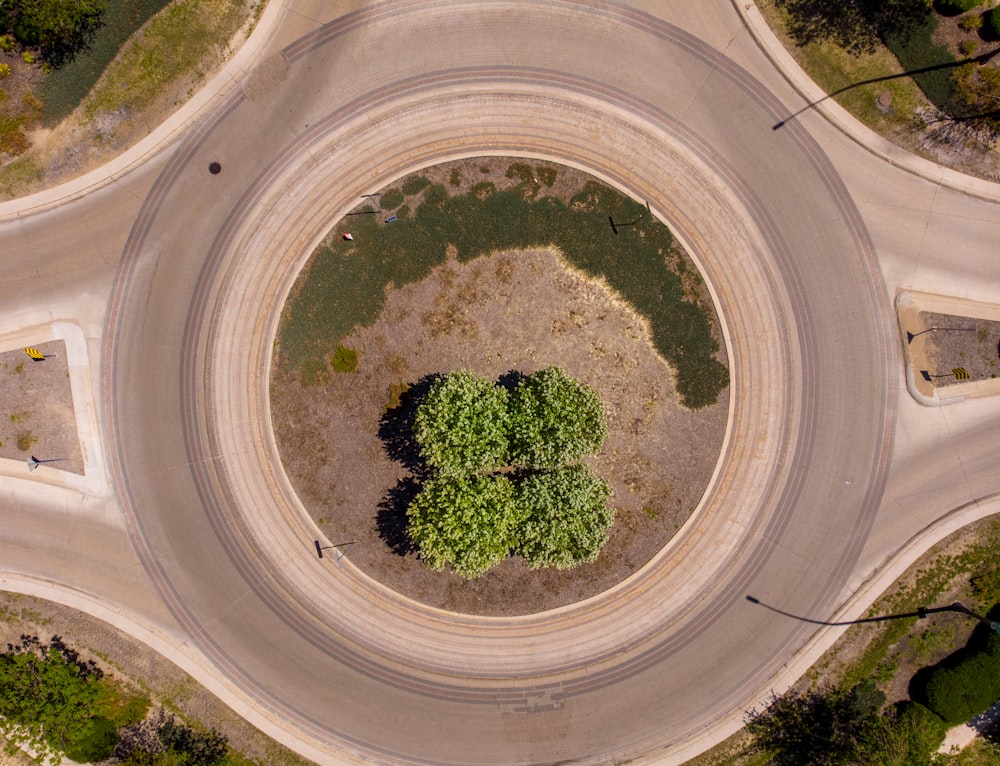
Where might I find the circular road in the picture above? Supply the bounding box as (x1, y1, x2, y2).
(103, 2, 896, 763)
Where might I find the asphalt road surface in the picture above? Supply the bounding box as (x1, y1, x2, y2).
(1, 2, 1000, 765)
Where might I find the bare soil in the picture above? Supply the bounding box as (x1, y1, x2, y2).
(270, 158, 729, 617)
(916, 311, 1000, 386)
(0, 341, 84, 474)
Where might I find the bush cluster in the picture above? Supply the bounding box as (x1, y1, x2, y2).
(0, 0, 106, 68)
(747, 680, 947, 765)
(923, 631, 1000, 724)
(0, 634, 228, 765)
(407, 367, 613, 578)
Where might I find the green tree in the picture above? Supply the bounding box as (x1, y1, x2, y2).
(747, 680, 889, 765)
(0, 635, 117, 763)
(515, 464, 614, 569)
(923, 632, 1000, 724)
(413, 370, 510, 475)
(0, 0, 106, 67)
(407, 474, 521, 578)
(508, 366, 607, 469)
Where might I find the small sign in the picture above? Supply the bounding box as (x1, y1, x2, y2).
(952, 367, 969, 381)
(24, 347, 45, 361)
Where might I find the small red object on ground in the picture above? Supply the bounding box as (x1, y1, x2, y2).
(343, 233, 354, 241)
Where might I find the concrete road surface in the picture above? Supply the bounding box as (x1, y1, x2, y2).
(1, 2, 999, 764)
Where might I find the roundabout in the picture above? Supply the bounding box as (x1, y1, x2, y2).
(5, 1, 910, 764)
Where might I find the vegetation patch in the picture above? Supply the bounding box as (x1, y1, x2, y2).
(278, 169, 728, 410)
(330, 344, 358, 373)
(40, 0, 174, 124)
(403, 367, 613, 578)
(80, 0, 246, 122)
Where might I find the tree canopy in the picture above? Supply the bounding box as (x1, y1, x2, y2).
(746, 680, 946, 766)
(405, 367, 614, 578)
(515, 465, 613, 569)
(413, 370, 510, 475)
(0, 635, 117, 764)
(0, 0, 106, 67)
(406, 473, 521, 578)
(509, 365, 608, 469)
(775, 0, 932, 54)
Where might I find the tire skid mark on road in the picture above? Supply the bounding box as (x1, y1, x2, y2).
(102, 2, 895, 763)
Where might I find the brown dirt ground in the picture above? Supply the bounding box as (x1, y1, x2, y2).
(270, 159, 730, 617)
(915, 311, 1000, 386)
(0, 341, 84, 474)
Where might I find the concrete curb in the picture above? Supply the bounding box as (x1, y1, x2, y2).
(732, 1, 1000, 204)
(0, 0, 289, 222)
(0, 321, 108, 498)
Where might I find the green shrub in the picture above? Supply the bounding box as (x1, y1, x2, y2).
(893, 702, 947, 762)
(959, 13, 983, 31)
(924, 633, 1000, 724)
(380, 188, 404, 209)
(537, 165, 557, 186)
(508, 366, 607, 469)
(984, 7, 1000, 40)
(407, 474, 520, 578)
(331, 344, 358, 373)
(64, 715, 118, 763)
(449, 168, 461, 186)
(515, 465, 613, 569)
(934, 0, 983, 15)
(414, 370, 510, 475)
(395, 204, 410, 219)
(0, 63, 8, 77)
(400, 174, 430, 195)
(959, 38, 979, 54)
(971, 568, 1000, 611)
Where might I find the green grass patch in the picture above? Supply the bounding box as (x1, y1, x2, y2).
(381, 188, 404, 208)
(757, 0, 932, 135)
(331, 344, 358, 373)
(837, 517, 1000, 692)
(278, 178, 728, 409)
(80, 0, 247, 122)
(0, 156, 44, 197)
(400, 174, 430, 195)
(882, 13, 959, 114)
(41, 0, 174, 124)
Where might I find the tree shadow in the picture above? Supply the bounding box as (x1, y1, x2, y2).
(497, 368, 526, 394)
(908, 605, 1000, 707)
(375, 374, 441, 556)
(377, 373, 440, 473)
(376, 476, 422, 556)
